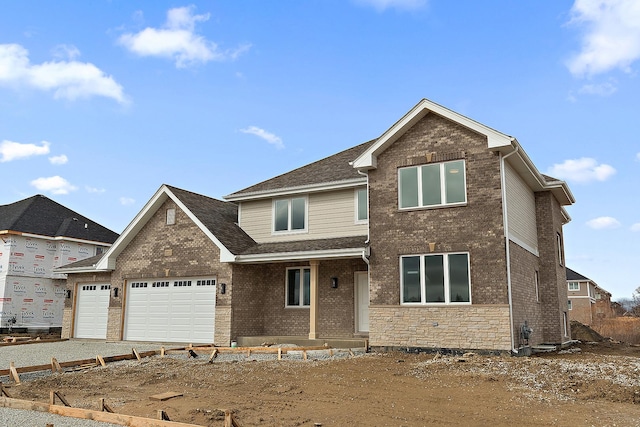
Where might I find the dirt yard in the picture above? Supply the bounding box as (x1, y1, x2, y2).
(5, 340, 640, 427)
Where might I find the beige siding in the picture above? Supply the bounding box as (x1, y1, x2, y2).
(505, 161, 538, 253)
(239, 188, 368, 243)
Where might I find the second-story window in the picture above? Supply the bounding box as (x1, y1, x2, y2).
(398, 160, 466, 209)
(356, 188, 368, 222)
(274, 197, 307, 232)
(568, 282, 580, 291)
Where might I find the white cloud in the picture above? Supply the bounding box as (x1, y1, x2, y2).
(631, 223, 640, 232)
(118, 6, 250, 68)
(578, 80, 618, 96)
(636, 152, 640, 161)
(0, 44, 127, 103)
(30, 176, 77, 195)
(119, 197, 135, 206)
(85, 186, 105, 194)
(566, 0, 640, 76)
(586, 216, 621, 230)
(354, 0, 427, 11)
(546, 157, 616, 183)
(49, 154, 68, 165)
(51, 44, 81, 60)
(240, 126, 284, 149)
(0, 140, 50, 162)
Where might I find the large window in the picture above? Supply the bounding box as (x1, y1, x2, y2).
(286, 267, 310, 307)
(568, 282, 580, 291)
(356, 188, 368, 222)
(399, 160, 466, 209)
(401, 253, 471, 304)
(274, 197, 307, 233)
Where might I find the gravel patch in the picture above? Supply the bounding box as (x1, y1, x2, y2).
(0, 407, 120, 427)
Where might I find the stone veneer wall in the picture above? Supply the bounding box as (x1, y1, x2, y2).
(369, 305, 512, 351)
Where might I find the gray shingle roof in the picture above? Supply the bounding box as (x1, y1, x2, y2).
(166, 186, 257, 255)
(226, 140, 375, 198)
(240, 235, 368, 255)
(0, 195, 118, 244)
(566, 267, 590, 281)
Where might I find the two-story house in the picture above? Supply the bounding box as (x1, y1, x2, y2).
(0, 195, 118, 333)
(566, 267, 614, 325)
(58, 99, 575, 353)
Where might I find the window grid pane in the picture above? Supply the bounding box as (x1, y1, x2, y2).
(424, 255, 445, 303)
(402, 256, 422, 303)
(291, 197, 306, 230)
(445, 161, 466, 204)
(302, 268, 311, 306)
(357, 189, 368, 221)
(275, 200, 289, 231)
(421, 164, 442, 206)
(448, 253, 470, 302)
(287, 269, 300, 306)
(399, 168, 419, 208)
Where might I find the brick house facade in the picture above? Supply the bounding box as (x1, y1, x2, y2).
(59, 98, 574, 354)
(566, 267, 615, 325)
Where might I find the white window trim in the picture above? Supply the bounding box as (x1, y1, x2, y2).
(398, 160, 467, 210)
(568, 282, 580, 291)
(272, 196, 309, 235)
(285, 267, 311, 308)
(568, 300, 572, 310)
(354, 187, 368, 224)
(557, 232, 564, 266)
(400, 252, 472, 305)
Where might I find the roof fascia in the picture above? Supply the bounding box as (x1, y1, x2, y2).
(234, 247, 365, 263)
(55, 266, 110, 274)
(352, 98, 514, 170)
(0, 230, 114, 246)
(225, 178, 367, 202)
(96, 185, 236, 270)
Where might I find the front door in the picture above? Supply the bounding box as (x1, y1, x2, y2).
(355, 272, 369, 333)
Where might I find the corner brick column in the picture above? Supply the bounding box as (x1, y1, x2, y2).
(308, 260, 319, 339)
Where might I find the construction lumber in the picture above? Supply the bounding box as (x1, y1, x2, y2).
(224, 410, 241, 427)
(149, 391, 183, 402)
(51, 357, 63, 373)
(50, 390, 71, 407)
(157, 409, 170, 420)
(207, 348, 218, 363)
(9, 362, 20, 385)
(0, 384, 12, 398)
(0, 396, 204, 427)
(100, 398, 114, 413)
(0, 338, 68, 347)
(97, 355, 106, 367)
(133, 348, 141, 361)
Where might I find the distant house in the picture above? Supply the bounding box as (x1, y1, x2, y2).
(58, 98, 575, 353)
(0, 195, 118, 332)
(566, 267, 615, 325)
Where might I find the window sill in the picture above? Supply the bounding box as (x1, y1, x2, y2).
(398, 202, 467, 212)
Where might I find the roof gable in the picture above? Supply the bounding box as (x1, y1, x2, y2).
(95, 185, 256, 270)
(0, 194, 118, 244)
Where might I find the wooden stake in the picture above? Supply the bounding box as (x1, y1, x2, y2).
(50, 390, 71, 407)
(157, 409, 171, 421)
(161, 346, 166, 357)
(9, 362, 20, 385)
(277, 347, 282, 360)
(303, 350, 307, 361)
(100, 398, 114, 413)
(224, 410, 241, 427)
(132, 348, 141, 361)
(0, 384, 12, 398)
(208, 348, 218, 363)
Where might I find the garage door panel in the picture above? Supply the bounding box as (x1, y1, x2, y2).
(75, 284, 110, 339)
(124, 277, 216, 343)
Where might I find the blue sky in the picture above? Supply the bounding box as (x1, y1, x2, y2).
(1, 1, 638, 300)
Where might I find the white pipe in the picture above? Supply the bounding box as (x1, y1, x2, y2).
(500, 143, 519, 353)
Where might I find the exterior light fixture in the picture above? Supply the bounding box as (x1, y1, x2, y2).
(331, 277, 338, 288)
(220, 283, 226, 294)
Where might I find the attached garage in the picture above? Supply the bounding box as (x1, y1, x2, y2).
(74, 284, 111, 339)
(123, 277, 216, 344)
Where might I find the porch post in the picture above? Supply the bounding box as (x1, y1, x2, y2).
(308, 260, 319, 339)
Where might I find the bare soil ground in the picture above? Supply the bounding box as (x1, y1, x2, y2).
(5, 340, 640, 427)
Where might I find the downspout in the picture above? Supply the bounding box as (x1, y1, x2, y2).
(500, 143, 519, 354)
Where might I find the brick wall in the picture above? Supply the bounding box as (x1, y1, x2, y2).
(367, 113, 510, 350)
(535, 191, 570, 343)
(109, 199, 233, 343)
(568, 298, 592, 324)
(231, 259, 367, 340)
(369, 305, 512, 351)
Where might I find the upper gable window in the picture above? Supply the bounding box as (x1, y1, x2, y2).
(356, 188, 368, 222)
(166, 208, 176, 225)
(399, 160, 466, 209)
(568, 282, 579, 291)
(273, 197, 307, 233)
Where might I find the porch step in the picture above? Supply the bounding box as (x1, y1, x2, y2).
(531, 344, 558, 353)
(236, 336, 368, 350)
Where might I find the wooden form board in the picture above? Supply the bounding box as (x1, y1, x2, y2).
(149, 391, 183, 401)
(0, 396, 204, 427)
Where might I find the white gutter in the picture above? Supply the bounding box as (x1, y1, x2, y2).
(500, 143, 519, 354)
(357, 169, 371, 266)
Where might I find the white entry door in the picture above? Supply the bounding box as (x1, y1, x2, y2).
(75, 284, 110, 339)
(355, 272, 369, 333)
(123, 277, 216, 344)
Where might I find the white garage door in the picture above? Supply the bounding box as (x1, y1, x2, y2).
(75, 284, 111, 339)
(123, 277, 216, 344)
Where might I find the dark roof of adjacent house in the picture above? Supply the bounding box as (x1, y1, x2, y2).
(566, 267, 591, 282)
(0, 195, 118, 244)
(226, 140, 375, 198)
(167, 186, 257, 255)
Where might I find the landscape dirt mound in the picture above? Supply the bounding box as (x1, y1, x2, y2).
(570, 320, 605, 342)
(4, 340, 640, 426)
